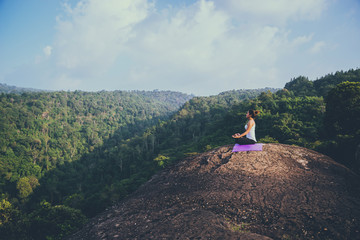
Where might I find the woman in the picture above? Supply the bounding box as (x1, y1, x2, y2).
(232, 110, 260, 145)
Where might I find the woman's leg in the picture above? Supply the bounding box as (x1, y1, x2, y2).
(235, 137, 256, 145)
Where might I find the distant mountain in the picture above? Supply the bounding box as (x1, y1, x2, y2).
(0, 83, 46, 94)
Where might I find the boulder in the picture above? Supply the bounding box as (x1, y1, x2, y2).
(68, 144, 360, 239)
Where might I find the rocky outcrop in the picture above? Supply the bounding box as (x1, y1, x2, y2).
(68, 144, 360, 239)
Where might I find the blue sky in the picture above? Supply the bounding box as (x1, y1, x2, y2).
(0, 0, 359, 96)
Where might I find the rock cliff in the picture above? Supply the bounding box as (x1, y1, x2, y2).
(68, 144, 360, 239)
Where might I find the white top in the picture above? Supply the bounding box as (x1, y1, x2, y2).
(245, 121, 257, 142)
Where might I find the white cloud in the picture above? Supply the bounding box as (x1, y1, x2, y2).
(43, 46, 52, 56)
(123, 0, 293, 92)
(214, 0, 327, 25)
(310, 41, 326, 54)
(35, 0, 330, 94)
(291, 34, 313, 46)
(130, 1, 230, 71)
(54, 0, 151, 72)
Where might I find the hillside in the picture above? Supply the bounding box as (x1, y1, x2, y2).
(0, 90, 192, 188)
(0, 88, 271, 239)
(69, 144, 360, 239)
(284, 68, 360, 97)
(0, 69, 359, 239)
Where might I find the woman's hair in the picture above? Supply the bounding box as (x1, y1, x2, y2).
(248, 110, 260, 118)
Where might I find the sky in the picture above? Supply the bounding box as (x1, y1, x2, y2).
(0, 0, 359, 96)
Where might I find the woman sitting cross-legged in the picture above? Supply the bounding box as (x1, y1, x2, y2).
(232, 110, 260, 145)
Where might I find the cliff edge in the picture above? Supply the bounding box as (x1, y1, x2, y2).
(68, 143, 360, 239)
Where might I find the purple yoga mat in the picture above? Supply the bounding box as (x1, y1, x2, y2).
(232, 143, 263, 152)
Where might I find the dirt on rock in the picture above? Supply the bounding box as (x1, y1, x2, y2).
(68, 143, 360, 239)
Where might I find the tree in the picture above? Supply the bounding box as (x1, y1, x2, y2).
(0, 199, 13, 225)
(16, 177, 33, 199)
(325, 81, 360, 136)
(154, 154, 170, 167)
(285, 76, 317, 96)
(28, 201, 87, 240)
(324, 81, 360, 170)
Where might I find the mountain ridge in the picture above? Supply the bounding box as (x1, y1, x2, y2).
(0, 83, 46, 93)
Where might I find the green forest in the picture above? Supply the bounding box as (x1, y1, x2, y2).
(0, 69, 359, 239)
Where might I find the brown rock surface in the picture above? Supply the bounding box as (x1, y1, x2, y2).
(68, 144, 360, 239)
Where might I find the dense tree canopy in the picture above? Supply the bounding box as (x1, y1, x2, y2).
(325, 81, 360, 136)
(285, 69, 360, 97)
(284, 76, 317, 96)
(322, 81, 360, 169)
(0, 68, 359, 239)
(0, 90, 192, 239)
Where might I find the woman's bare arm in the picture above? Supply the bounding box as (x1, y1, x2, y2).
(232, 120, 254, 138)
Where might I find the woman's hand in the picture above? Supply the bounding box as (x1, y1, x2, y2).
(232, 133, 241, 138)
